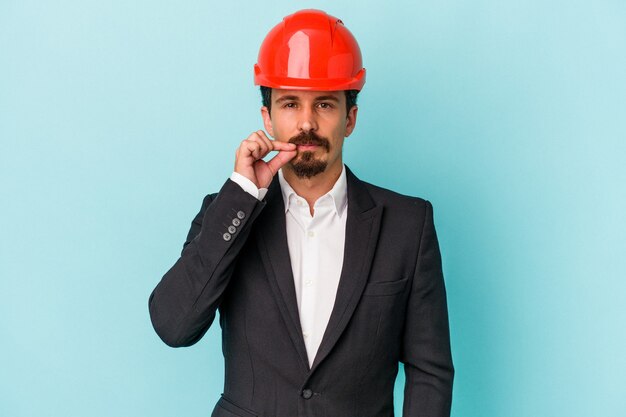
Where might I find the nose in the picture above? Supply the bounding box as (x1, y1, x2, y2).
(297, 106, 318, 132)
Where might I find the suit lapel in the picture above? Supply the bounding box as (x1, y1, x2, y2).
(255, 167, 383, 375)
(310, 166, 383, 373)
(255, 176, 310, 373)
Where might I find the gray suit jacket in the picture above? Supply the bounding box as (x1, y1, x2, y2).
(149, 166, 454, 417)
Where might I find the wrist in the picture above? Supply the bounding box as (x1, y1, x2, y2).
(231, 172, 265, 200)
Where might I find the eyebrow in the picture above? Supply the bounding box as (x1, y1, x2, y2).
(274, 95, 340, 104)
(315, 95, 340, 102)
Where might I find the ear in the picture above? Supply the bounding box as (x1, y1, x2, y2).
(344, 105, 358, 137)
(260, 106, 274, 137)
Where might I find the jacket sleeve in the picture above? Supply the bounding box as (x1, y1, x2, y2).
(401, 200, 455, 416)
(148, 179, 265, 347)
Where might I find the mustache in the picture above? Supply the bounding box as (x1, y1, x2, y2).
(288, 131, 330, 151)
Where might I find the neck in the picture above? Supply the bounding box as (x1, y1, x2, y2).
(282, 161, 343, 211)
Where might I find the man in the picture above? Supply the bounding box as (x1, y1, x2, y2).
(149, 9, 454, 417)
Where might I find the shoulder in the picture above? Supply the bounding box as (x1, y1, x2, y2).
(346, 165, 428, 206)
(358, 177, 432, 215)
(362, 180, 427, 205)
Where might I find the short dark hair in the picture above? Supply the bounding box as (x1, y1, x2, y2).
(260, 86, 358, 116)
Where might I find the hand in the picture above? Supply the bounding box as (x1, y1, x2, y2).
(234, 130, 297, 189)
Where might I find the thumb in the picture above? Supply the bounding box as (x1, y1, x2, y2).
(266, 149, 297, 175)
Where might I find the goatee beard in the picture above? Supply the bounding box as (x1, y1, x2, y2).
(289, 151, 327, 179)
(287, 130, 331, 179)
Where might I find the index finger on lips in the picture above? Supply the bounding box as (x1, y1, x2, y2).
(270, 141, 297, 151)
(256, 130, 290, 152)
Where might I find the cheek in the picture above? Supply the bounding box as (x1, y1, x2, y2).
(272, 127, 290, 141)
(270, 116, 296, 139)
(331, 125, 347, 143)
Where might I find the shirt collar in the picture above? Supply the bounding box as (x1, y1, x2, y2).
(278, 164, 348, 218)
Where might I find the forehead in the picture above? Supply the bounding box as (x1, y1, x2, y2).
(272, 89, 344, 102)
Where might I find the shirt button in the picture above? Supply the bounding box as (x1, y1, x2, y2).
(301, 389, 313, 399)
(307, 231, 315, 238)
(232, 218, 241, 227)
(236, 210, 245, 219)
(222, 233, 231, 241)
(228, 225, 236, 234)
(303, 332, 309, 339)
(304, 279, 312, 287)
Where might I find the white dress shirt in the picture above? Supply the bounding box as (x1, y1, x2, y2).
(230, 167, 348, 366)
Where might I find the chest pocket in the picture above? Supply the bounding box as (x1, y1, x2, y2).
(363, 277, 409, 296)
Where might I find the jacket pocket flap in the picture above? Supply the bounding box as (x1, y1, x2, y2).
(363, 277, 409, 296)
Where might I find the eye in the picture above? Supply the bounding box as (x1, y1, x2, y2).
(317, 102, 333, 109)
(283, 102, 297, 108)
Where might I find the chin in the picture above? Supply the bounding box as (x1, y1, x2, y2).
(289, 152, 327, 179)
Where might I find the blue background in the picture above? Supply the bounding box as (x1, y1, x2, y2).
(1, 1, 625, 416)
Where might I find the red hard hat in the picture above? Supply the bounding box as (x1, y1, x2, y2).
(254, 9, 366, 91)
